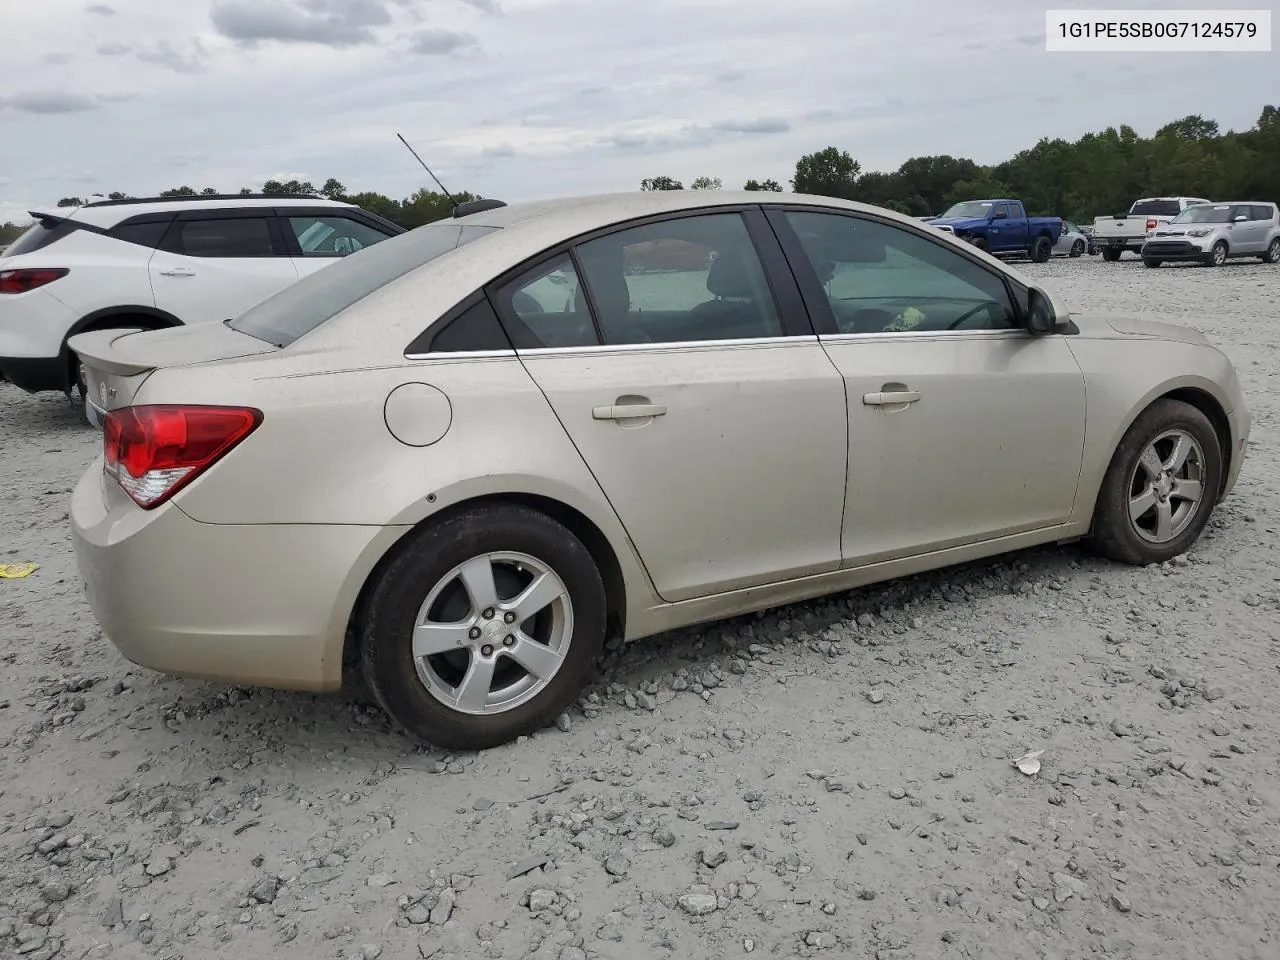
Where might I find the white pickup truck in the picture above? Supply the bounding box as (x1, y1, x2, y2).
(1092, 197, 1211, 261)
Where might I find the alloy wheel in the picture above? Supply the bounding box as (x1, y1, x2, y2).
(1127, 429, 1206, 544)
(411, 551, 573, 715)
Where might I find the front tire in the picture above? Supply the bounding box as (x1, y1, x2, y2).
(1090, 399, 1222, 566)
(1070, 240, 1084, 258)
(361, 504, 607, 749)
(1206, 241, 1228, 267)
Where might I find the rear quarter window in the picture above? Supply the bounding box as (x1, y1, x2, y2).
(230, 221, 499, 347)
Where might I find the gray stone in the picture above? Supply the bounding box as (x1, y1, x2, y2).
(604, 853, 630, 877)
(529, 889, 557, 913)
(654, 827, 676, 848)
(866, 689, 884, 704)
(805, 931, 838, 949)
(39, 881, 71, 903)
(678, 892, 718, 916)
(555, 713, 572, 732)
(430, 889, 455, 924)
(359, 946, 383, 960)
(250, 877, 280, 903)
(636, 692, 657, 711)
(700, 844, 727, 869)
(366, 874, 395, 889)
(406, 905, 431, 925)
(1111, 893, 1132, 913)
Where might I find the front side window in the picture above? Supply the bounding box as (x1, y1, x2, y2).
(176, 218, 274, 258)
(288, 216, 392, 256)
(573, 212, 783, 345)
(783, 210, 1019, 334)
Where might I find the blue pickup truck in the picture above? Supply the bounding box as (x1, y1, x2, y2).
(927, 199, 1063, 263)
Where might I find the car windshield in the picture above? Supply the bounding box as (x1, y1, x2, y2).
(1130, 200, 1182, 217)
(1171, 205, 1233, 224)
(229, 221, 499, 347)
(940, 202, 995, 219)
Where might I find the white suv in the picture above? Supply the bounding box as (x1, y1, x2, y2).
(0, 194, 404, 396)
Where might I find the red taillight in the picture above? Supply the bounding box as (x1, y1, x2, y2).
(1145, 218, 1158, 232)
(103, 405, 262, 509)
(0, 268, 69, 294)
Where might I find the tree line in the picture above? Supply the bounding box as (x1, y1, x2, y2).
(3, 105, 1276, 246)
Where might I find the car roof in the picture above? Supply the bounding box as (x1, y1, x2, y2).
(28, 195, 358, 229)
(456, 189, 892, 236)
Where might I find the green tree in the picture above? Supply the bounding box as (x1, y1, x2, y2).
(690, 176, 722, 190)
(320, 178, 348, 201)
(159, 186, 197, 197)
(640, 176, 683, 191)
(57, 197, 84, 207)
(107, 191, 130, 200)
(743, 178, 783, 191)
(0, 222, 28, 244)
(791, 147, 861, 199)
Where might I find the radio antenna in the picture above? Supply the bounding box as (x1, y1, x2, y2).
(395, 132, 457, 206)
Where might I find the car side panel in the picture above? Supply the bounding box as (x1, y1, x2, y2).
(1065, 336, 1244, 528)
(140, 351, 664, 628)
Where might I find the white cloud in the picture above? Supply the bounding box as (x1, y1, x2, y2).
(0, 0, 1274, 223)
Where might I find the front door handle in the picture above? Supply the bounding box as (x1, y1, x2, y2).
(592, 403, 667, 420)
(158, 267, 196, 278)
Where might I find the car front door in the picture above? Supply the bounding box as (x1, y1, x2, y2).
(1002, 201, 1030, 251)
(149, 211, 298, 325)
(282, 212, 400, 279)
(767, 207, 1087, 566)
(490, 208, 848, 603)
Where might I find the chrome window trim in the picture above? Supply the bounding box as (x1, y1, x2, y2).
(403, 328, 1040, 361)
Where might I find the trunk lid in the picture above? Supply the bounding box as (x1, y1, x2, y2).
(69, 322, 277, 424)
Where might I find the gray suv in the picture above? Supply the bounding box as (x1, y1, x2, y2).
(1142, 202, 1280, 267)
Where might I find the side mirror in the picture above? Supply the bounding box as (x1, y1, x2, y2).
(1233, 215, 1247, 222)
(1026, 286, 1059, 335)
(992, 210, 1007, 220)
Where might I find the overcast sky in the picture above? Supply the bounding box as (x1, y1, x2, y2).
(1, 0, 1273, 224)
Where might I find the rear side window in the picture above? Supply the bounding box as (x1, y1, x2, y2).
(230, 222, 499, 347)
(1252, 205, 1276, 221)
(173, 218, 274, 258)
(4, 219, 78, 257)
(1131, 200, 1181, 217)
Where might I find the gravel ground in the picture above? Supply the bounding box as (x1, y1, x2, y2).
(1, 255, 1277, 960)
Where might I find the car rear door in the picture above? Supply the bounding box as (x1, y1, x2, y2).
(488, 207, 848, 603)
(766, 206, 1087, 566)
(149, 209, 299, 325)
(1234, 205, 1266, 252)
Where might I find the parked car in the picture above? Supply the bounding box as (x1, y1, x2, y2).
(1142, 202, 1280, 268)
(927, 199, 1063, 262)
(1092, 197, 1211, 261)
(1054, 220, 1090, 257)
(0, 194, 404, 400)
(69, 190, 1250, 749)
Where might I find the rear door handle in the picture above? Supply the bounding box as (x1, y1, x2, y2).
(592, 403, 667, 420)
(863, 390, 921, 406)
(158, 267, 196, 277)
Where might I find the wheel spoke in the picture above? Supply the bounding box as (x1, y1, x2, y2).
(1129, 488, 1157, 523)
(412, 621, 473, 659)
(1172, 479, 1203, 503)
(1164, 434, 1192, 473)
(457, 556, 499, 612)
(454, 654, 497, 712)
(1139, 447, 1164, 481)
(508, 571, 565, 624)
(506, 634, 564, 681)
(1154, 499, 1174, 541)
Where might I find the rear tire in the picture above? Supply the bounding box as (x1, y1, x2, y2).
(360, 503, 607, 750)
(1143, 258, 1162, 268)
(1262, 238, 1280, 264)
(1101, 247, 1122, 262)
(1029, 235, 1052, 263)
(968, 237, 987, 252)
(1089, 399, 1222, 566)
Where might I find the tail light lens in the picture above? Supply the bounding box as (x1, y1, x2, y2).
(0, 268, 69, 294)
(103, 405, 262, 509)
(1145, 218, 1158, 232)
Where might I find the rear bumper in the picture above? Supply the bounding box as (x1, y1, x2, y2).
(0, 354, 66, 393)
(1094, 236, 1146, 251)
(70, 463, 406, 692)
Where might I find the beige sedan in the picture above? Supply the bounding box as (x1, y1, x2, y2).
(69, 191, 1250, 749)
